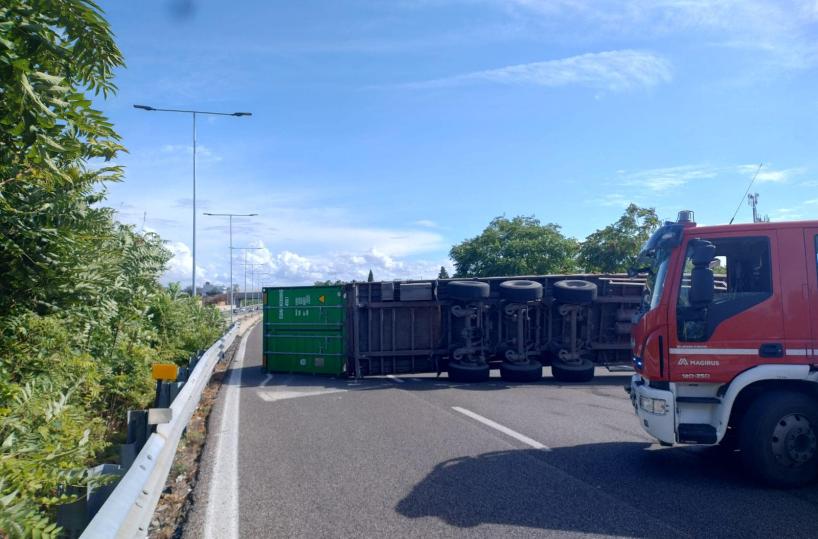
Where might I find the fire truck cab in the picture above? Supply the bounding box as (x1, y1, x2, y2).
(629, 211, 818, 487)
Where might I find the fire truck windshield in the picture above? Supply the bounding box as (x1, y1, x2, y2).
(633, 223, 683, 312)
(644, 249, 671, 310)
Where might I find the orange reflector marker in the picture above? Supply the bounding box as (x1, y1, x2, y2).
(152, 363, 178, 381)
(318, 295, 326, 304)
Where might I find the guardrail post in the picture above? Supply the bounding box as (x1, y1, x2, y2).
(56, 485, 87, 538)
(120, 410, 150, 468)
(87, 464, 125, 520)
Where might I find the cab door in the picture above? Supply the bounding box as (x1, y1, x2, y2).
(667, 231, 784, 383)
(805, 228, 818, 361)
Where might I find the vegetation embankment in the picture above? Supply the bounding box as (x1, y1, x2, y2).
(0, 2, 224, 536)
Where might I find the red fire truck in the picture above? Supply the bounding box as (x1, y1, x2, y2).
(629, 210, 818, 487)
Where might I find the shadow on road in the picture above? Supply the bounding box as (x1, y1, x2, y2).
(395, 443, 818, 537)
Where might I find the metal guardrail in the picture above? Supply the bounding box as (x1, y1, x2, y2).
(80, 315, 257, 538)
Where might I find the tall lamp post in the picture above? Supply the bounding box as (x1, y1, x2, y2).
(203, 212, 257, 322)
(242, 263, 264, 308)
(133, 104, 252, 298)
(232, 247, 261, 309)
(255, 272, 273, 307)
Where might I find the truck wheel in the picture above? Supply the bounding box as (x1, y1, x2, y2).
(446, 281, 490, 301)
(448, 361, 490, 383)
(499, 280, 543, 303)
(551, 358, 595, 383)
(500, 360, 543, 382)
(739, 391, 818, 488)
(553, 280, 597, 304)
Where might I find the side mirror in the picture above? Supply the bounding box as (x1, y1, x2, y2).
(691, 242, 716, 266)
(689, 267, 714, 305)
(689, 239, 715, 306)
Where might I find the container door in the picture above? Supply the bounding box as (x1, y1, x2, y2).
(805, 228, 818, 361)
(263, 286, 346, 375)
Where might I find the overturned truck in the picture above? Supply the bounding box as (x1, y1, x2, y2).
(262, 275, 645, 382)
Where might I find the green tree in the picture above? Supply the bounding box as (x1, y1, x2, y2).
(367, 269, 374, 282)
(0, 2, 224, 532)
(0, 0, 125, 318)
(578, 204, 661, 273)
(450, 216, 579, 277)
(437, 266, 450, 279)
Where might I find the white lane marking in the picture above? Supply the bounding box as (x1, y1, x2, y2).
(452, 406, 550, 451)
(670, 347, 757, 355)
(204, 324, 254, 539)
(256, 388, 347, 402)
(262, 373, 274, 386)
(386, 375, 405, 383)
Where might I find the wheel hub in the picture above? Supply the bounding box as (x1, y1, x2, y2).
(771, 414, 817, 467)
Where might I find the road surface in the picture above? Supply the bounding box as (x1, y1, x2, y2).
(185, 323, 818, 538)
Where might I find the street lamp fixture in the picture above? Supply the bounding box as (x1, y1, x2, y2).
(133, 104, 252, 299)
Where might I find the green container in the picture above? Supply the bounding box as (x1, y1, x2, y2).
(262, 286, 346, 375)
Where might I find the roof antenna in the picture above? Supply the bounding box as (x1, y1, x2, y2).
(729, 163, 763, 225)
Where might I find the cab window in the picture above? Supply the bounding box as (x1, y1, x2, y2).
(677, 236, 772, 341)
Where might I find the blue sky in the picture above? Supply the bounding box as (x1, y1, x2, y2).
(97, 0, 818, 287)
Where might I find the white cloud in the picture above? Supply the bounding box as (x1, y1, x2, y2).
(736, 164, 805, 183)
(409, 50, 672, 92)
(620, 165, 719, 192)
(769, 207, 803, 221)
(414, 219, 439, 228)
(233, 244, 450, 286)
(160, 144, 221, 162)
(502, 0, 818, 71)
(588, 193, 639, 207)
(162, 241, 211, 285)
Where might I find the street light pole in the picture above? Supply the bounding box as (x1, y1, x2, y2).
(203, 212, 257, 322)
(255, 272, 273, 307)
(231, 247, 261, 309)
(133, 104, 251, 298)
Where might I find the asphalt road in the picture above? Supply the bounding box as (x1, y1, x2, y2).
(186, 323, 818, 538)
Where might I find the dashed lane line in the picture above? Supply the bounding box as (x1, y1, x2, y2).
(452, 406, 550, 451)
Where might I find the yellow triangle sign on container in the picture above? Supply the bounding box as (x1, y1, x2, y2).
(318, 295, 325, 304)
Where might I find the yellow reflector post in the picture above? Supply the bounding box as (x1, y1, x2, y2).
(152, 363, 178, 381)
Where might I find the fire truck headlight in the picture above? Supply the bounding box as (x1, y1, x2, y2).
(639, 395, 668, 415)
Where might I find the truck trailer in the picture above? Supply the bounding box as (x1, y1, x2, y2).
(263, 274, 645, 383)
(629, 210, 818, 487)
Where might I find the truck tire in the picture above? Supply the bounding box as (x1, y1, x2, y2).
(448, 361, 490, 383)
(499, 280, 543, 303)
(446, 281, 490, 301)
(739, 391, 818, 488)
(500, 360, 543, 382)
(553, 280, 597, 304)
(551, 358, 595, 383)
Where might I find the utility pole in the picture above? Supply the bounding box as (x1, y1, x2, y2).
(747, 193, 769, 223)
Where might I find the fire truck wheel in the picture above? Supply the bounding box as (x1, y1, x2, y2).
(550, 358, 595, 383)
(499, 280, 544, 303)
(448, 361, 490, 383)
(500, 360, 543, 382)
(739, 391, 818, 488)
(553, 280, 597, 304)
(446, 281, 490, 301)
